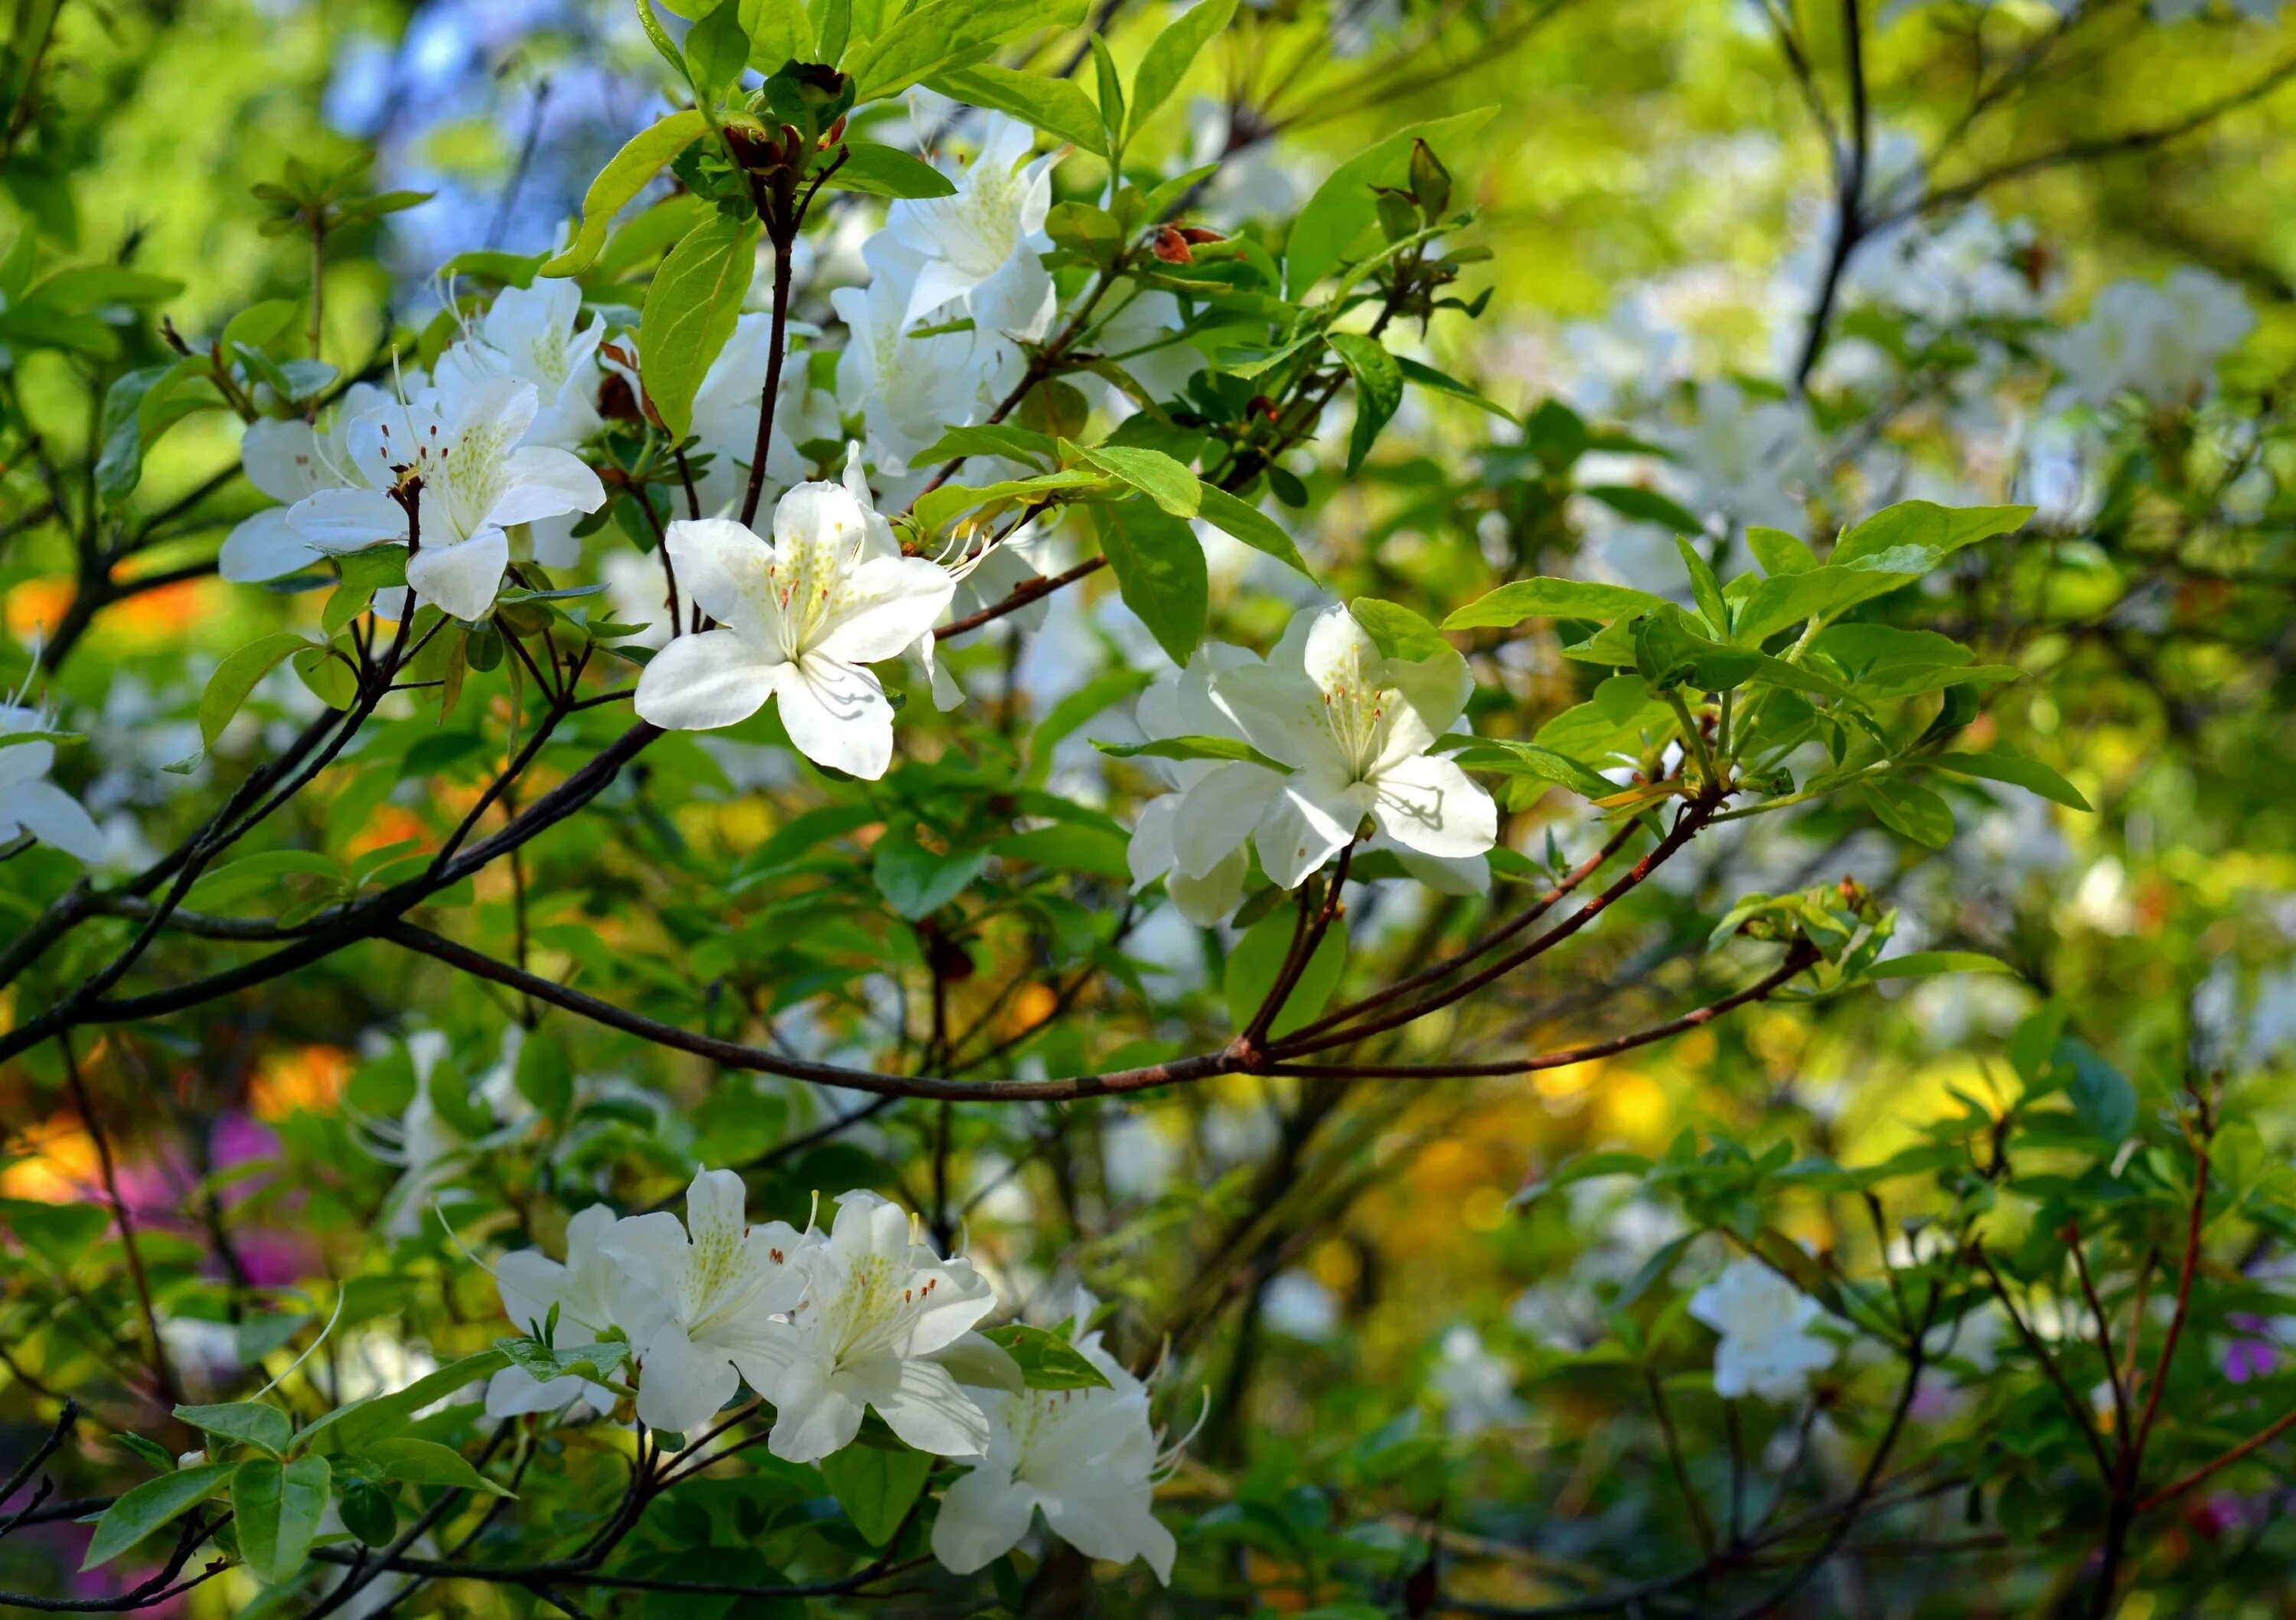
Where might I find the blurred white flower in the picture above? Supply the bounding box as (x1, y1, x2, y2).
(1689, 1258, 1837, 1401)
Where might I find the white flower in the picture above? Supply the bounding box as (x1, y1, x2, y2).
(880, 113, 1053, 327)
(2043, 268, 2253, 409)
(745, 1190, 998, 1463)
(931, 1328, 1175, 1583)
(1202, 605, 1497, 889)
(1124, 647, 1263, 925)
(830, 240, 987, 468)
(631, 477, 955, 781)
(285, 376, 605, 623)
(486, 1204, 624, 1420)
(1430, 1325, 1525, 1437)
(1662, 380, 1821, 536)
(1688, 1258, 1838, 1402)
(217, 383, 393, 583)
(433, 280, 605, 451)
(599, 1169, 812, 1438)
(687, 313, 843, 517)
(0, 703, 103, 862)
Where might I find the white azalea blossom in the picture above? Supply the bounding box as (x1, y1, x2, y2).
(631, 474, 955, 781)
(0, 702, 104, 862)
(687, 312, 843, 517)
(217, 383, 393, 584)
(433, 279, 605, 451)
(285, 375, 605, 623)
(486, 1204, 625, 1420)
(881, 113, 1054, 328)
(745, 1190, 998, 1463)
(830, 240, 986, 468)
(1688, 1257, 1838, 1402)
(2043, 268, 2254, 409)
(931, 1325, 1176, 1582)
(1195, 605, 1498, 889)
(1124, 647, 1264, 924)
(600, 1169, 812, 1438)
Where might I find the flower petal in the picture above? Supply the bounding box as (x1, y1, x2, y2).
(1128, 794, 1179, 888)
(1254, 770, 1370, 889)
(664, 518, 769, 628)
(810, 555, 957, 667)
(240, 418, 328, 504)
(1167, 844, 1247, 926)
(634, 1325, 740, 1437)
(931, 1468, 1036, 1576)
(764, 1354, 866, 1463)
(286, 488, 407, 552)
(771, 657, 895, 779)
(490, 446, 606, 528)
(494, 1248, 568, 1341)
(406, 529, 511, 622)
(634, 629, 780, 732)
(220, 510, 325, 583)
(5, 781, 106, 862)
(863, 1353, 992, 1459)
(1170, 761, 1280, 881)
(1369, 753, 1498, 861)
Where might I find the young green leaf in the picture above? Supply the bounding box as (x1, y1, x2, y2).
(983, 1322, 1117, 1390)
(1095, 498, 1207, 665)
(1284, 107, 1494, 298)
(1327, 332, 1401, 474)
(1126, 0, 1235, 142)
(233, 1455, 331, 1585)
(201, 634, 320, 748)
(81, 1464, 235, 1569)
(820, 1442, 933, 1546)
(931, 65, 1107, 155)
(364, 1437, 514, 1496)
(538, 110, 710, 277)
(1073, 442, 1200, 517)
(827, 143, 960, 198)
(1224, 909, 1349, 1038)
(1195, 483, 1313, 577)
(172, 1402, 292, 1457)
(639, 212, 761, 441)
(1443, 578, 1669, 631)
(1919, 749, 2091, 812)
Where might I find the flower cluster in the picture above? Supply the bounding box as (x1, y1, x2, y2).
(1123, 603, 1499, 923)
(484, 1169, 1175, 1583)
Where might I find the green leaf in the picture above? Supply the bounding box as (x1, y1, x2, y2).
(364, 1437, 513, 1497)
(1674, 536, 1728, 632)
(1731, 564, 1908, 647)
(1349, 597, 1450, 663)
(1828, 500, 2033, 574)
(640, 212, 761, 441)
(931, 65, 1107, 155)
(1860, 779, 1954, 848)
(1394, 356, 1515, 423)
(1193, 483, 1313, 577)
(1284, 107, 1494, 298)
(1126, 0, 1235, 142)
(1225, 908, 1349, 1038)
(743, 0, 814, 67)
(1921, 750, 2091, 813)
(1443, 578, 1669, 631)
(1044, 198, 1123, 265)
(299, 1350, 510, 1455)
(684, 0, 753, 96)
(820, 1443, 932, 1546)
(1073, 442, 1199, 517)
(1862, 951, 2017, 982)
(540, 110, 711, 277)
(873, 825, 987, 919)
(294, 645, 360, 710)
(1096, 498, 1206, 665)
(201, 634, 319, 748)
(493, 1335, 631, 1386)
(912, 468, 1103, 533)
(2060, 1038, 2137, 1143)
(983, 1322, 1116, 1390)
(1588, 484, 1703, 536)
(1745, 525, 1816, 577)
(1442, 737, 1613, 799)
(514, 1029, 575, 1122)
(827, 142, 960, 198)
(340, 1483, 397, 1549)
(95, 365, 174, 507)
(172, 1402, 292, 1457)
(909, 423, 1059, 467)
(1327, 332, 1401, 474)
(1093, 734, 1287, 771)
(233, 1455, 330, 1585)
(1090, 34, 1126, 146)
(845, 0, 1090, 102)
(82, 1464, 235, 1569)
